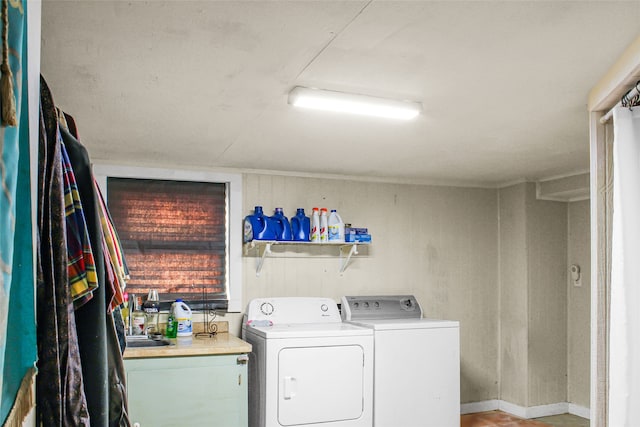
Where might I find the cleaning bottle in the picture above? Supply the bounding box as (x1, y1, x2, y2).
(271, 207, 293, 241)
(244, 206, 276, 242)
(172, 299, 193, 337)
(328, 209, 345, 242)
(310, 208, 320, 243)
(121, 293, 130, 332)
(320, 208, 329, 242)
(291, 208, 311, 241)
(165, 311, 178, 338)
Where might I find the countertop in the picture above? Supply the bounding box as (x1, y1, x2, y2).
(123, 332, 252, 359)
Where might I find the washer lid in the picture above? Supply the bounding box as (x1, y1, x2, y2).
(244, 322, 373, 339)
(346, 318, 459, 331)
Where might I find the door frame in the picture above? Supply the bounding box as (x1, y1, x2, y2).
(587, 35, 640, 427)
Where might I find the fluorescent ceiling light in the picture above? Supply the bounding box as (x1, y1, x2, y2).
(288, 86, 422, 120)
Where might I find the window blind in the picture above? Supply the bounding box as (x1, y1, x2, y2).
(107, 177, 228, 307)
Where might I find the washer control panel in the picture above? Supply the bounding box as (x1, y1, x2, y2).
(341, 295, 423, 321)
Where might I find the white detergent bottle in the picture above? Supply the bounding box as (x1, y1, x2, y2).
(172, 299, 193, 337)
(328, 210, 345, 242)
(320, 208, 329, 242)
(311, 207, 321, 243)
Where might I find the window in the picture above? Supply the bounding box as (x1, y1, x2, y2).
(93, 165, 243, 312)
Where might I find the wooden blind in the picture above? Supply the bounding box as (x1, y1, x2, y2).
(107, 178, 227, 304)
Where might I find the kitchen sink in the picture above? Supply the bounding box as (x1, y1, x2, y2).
(126, 337, 173, 348)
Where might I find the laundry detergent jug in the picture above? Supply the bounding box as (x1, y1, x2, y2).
(271, 208, 293, 241)
(244, 206, 276, 242)
(291, 208, 311, 242)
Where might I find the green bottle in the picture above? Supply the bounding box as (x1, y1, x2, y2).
(165, 313, 178, 338)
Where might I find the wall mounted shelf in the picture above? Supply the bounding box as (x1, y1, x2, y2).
(243, 240, 370, 276)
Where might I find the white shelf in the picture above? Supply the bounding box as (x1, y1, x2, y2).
(243, 240, 370, 276)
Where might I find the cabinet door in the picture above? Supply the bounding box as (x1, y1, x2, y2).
(125, 354, 248, 427)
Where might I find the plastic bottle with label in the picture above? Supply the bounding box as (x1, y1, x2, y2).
(320, 208, 329, 242)
(310, 208, 320, 243)
(271, 208, 293, 241)
(291, 208, 311, 242)
(165, 312, 178, 338)
(244, 206, 276, 242)
(328, 210, 345, 242)
(172, 299, 193, 337)
(121, 293, 130, 331)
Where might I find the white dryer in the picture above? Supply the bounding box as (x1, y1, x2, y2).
(341, 295, 460, 427)
(242, 297, 373, 427)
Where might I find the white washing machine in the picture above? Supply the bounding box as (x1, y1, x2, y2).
(242, 297, 373, 427)
(341, 295, 460, 427)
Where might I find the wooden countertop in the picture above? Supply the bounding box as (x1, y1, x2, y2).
(123, 333, 252, 359)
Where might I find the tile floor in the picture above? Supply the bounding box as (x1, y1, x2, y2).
(461, 411, 590, 427)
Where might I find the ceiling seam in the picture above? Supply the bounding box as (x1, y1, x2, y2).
(294, 0, 373, 81)
(216, 0, 374, 164)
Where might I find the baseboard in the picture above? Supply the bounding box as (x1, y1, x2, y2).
(568, 403, 590, 419)
(460, 400, 501, 415)
(461, 400, 591, 420)
(522, 402, 569, 419)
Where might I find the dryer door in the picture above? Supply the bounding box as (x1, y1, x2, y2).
(278, 345, 364, 425)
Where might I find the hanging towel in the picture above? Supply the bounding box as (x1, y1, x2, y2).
(60, 141, 98, 307)
(95, 181, 127, 311)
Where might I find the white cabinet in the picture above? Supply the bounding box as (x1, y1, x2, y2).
(125, 354, 248, 427)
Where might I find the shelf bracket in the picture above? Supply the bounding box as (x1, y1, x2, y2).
(255, 242, 272, 276)
(339, 244, 358, 274)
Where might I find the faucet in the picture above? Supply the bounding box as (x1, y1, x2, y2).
(145, 324, 157, 336)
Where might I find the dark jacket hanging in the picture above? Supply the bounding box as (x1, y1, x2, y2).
(37, 76, 91, 426)
(61, 124, 130, 427)
(60, 125, 110, 427)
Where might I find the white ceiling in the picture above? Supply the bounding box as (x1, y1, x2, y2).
(40, 1, 640, 187)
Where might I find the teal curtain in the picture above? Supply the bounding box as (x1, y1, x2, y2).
(0, 0, 36, 423)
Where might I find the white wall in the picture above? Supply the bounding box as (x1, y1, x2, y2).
(567, 200, 591, 408)
(239, 173, 500, 404)
(498, 183, 568, 407)
(499, 183, 529, 405)
(220, 174, 590, 408)
(527, 185, 568, 406)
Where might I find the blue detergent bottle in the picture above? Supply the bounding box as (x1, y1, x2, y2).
(291, 208, 311, 242)
(244, 206, 276, 241)
(271, 208, 293, 241)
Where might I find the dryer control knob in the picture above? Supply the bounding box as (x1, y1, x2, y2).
(260, 302, 274, 315)
(320, 304, 329, 312)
